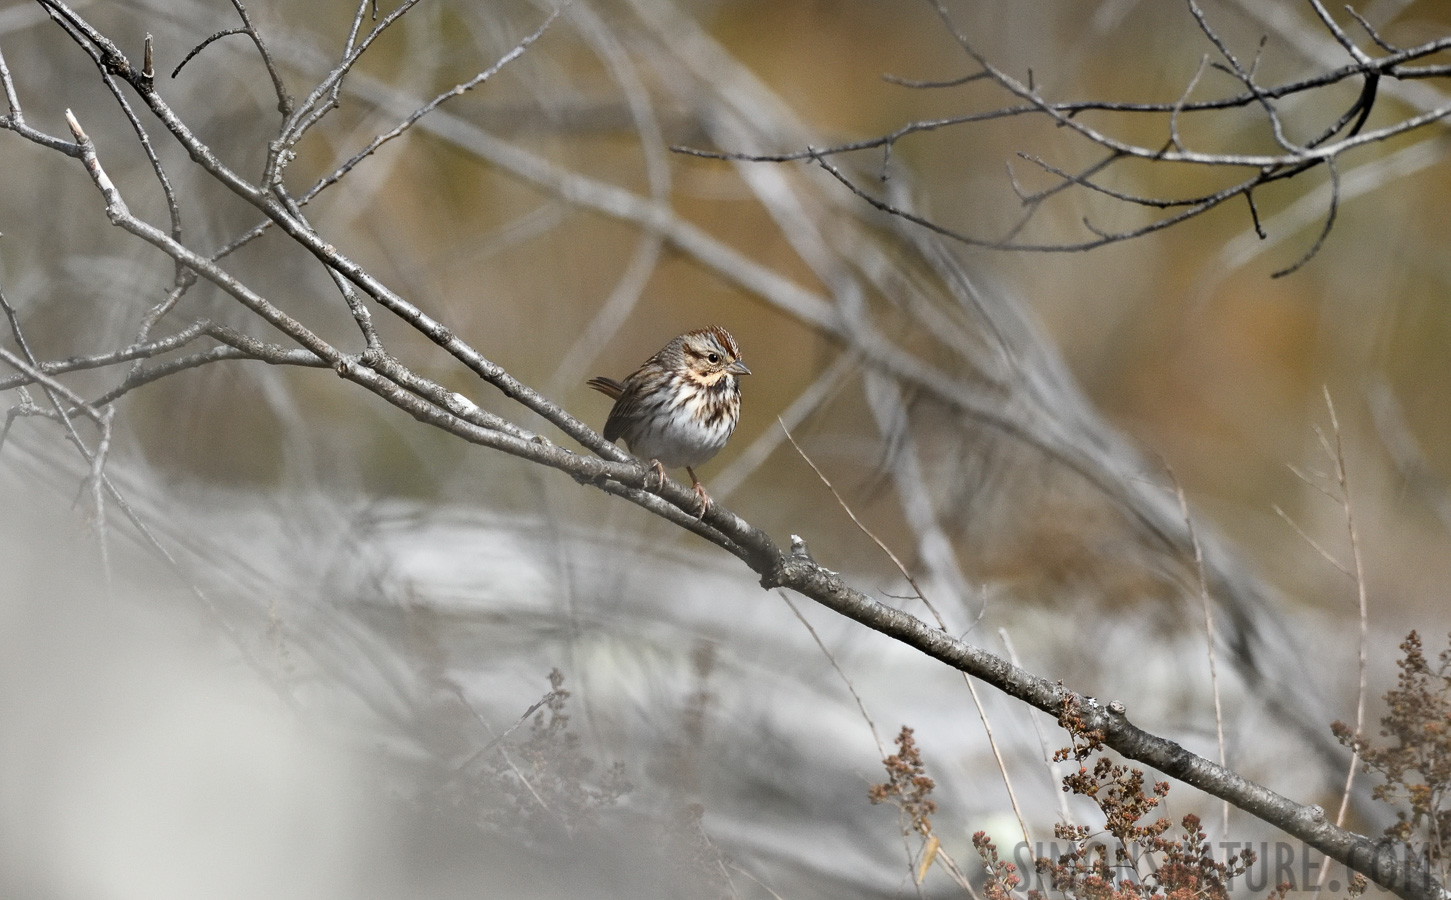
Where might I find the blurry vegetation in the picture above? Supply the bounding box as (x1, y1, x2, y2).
(479, 669, 633, 840)
(1335, 631, 1451, 885)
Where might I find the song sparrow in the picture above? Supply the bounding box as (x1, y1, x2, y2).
(587, 326, 750, 514)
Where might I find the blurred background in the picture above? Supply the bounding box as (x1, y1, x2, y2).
(2, 0, 1449, 896)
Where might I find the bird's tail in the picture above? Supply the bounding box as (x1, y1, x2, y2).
(585, 376, 624, 399)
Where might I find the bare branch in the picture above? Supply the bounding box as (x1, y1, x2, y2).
(882, 70, 988, 89)
(304, 9, 559, 202)
(170, 27, 250, 79)
(1345, 4, 1400, 53)
(1188, 0, 1298, 154)
(1306, 0, 1374, 65)
(273, 0, 426, 176)
(0, 44, 82, 155)
(227, 0, 294, 115)
(668, 0, 1451, 269)
(0, 319, 211, 391)
(1272, 156, 1340, 278)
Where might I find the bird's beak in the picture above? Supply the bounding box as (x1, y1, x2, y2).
(728, 360, 752, 376)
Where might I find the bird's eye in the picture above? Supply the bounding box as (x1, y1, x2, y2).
(708, 353, 720, 363)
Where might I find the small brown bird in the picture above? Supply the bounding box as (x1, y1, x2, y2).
(587, 326, 750, 514)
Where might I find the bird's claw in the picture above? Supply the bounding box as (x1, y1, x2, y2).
(648, 459, 669, 492)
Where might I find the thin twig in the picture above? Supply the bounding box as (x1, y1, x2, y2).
(1167, 464, 1229, 838)
(725, 862, 789, 900)
(1272, 157, 1341, 278)
(452, 687, 561, 772)
(0, 319, 207, 391)
(1324, 390, 1370, 832)
(1188, 0, 1299, 154)
(1273, 503, 1351, 575)
(227, 0, 294, 115)
(304, 10, 559, 200)
(780, 417, 929, 608)
(779, 590, 885, 759)
(449, 682, 553, 815)
(780, 417, 1031, 849)
(1345, 5, 1400, 53)
(273, 0, 427, 168)
(999, 628, 1072, 825)
(171, 28, 249, 79)
(1169, 54, 1212, 153)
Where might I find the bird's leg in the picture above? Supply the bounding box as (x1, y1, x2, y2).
(648, 459, 669, 493)
(686, 466, 711, 519)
